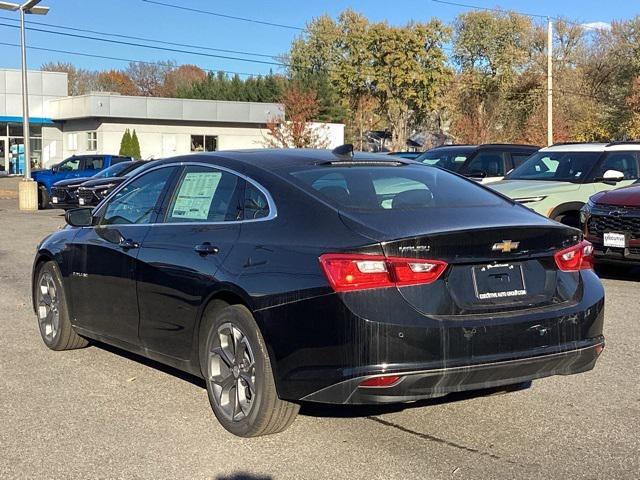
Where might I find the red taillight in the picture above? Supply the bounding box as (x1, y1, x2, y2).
(359, 375, 402, 388)
(319, 253, 447, 292)
(554, 240, 594, 271)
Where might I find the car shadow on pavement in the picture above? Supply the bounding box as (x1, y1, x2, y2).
(90, 339, 207, 389)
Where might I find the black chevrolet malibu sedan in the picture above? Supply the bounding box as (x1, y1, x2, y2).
(32, 148, 605, 437)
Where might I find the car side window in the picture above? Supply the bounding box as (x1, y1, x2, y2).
(465, 152, 506, 177)
(84, 157, 104, 170)
(165, 166, 242, 223)
(244, 182, 270, 220)
(98, 167, 176, 226)
(58, 158, 80, 171)
(595, 152, 639, 180)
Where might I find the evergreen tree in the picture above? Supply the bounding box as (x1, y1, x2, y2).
(130, 129, 141, 159)
(119, 129, 132, 156)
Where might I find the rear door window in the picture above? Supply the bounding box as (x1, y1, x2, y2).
(463, 151, 506, 177)
(84, 157, 104, 170)
(165, 166, 242, 223)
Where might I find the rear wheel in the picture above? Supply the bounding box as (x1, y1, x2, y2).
(555, 211, 580, 228)
(35, 261, 88, 350)
(200, 303, 299, 437)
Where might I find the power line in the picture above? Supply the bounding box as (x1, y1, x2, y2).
(141, 0, 304, 31)
(0, 40, 262, 78)
(0, 15, 279, 59)
(431, 0, 604, 29)
(0, 22, 287, 68)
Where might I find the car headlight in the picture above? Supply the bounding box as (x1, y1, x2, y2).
(580, 199, 594, 224)
(513, 196, 547, 204)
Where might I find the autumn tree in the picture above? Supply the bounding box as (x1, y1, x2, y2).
(288, 10, 450, 150)
(264, 86, 329, 148)
(126, 60, 176, 96)
(41, 61, 98, 95)
(96, 70, 138, 95)
(161, 64, 206, 97)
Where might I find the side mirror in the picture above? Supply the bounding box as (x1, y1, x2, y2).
(601, 169, 624, 184)
(65, 208, 94, 227)
(51, 164, 59, 173)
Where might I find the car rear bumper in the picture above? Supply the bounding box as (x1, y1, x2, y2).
(301, 339, 604, 404)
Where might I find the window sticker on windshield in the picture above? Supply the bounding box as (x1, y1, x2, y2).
(171, 172, 221, 220)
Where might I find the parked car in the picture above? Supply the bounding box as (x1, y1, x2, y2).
(31, 154, 133, 208)
(76, 161, 151, 207)
(415, 144, 539, 183)
(387, 151, 422, 160)
(581, 182, 640, 265)
(490, 142, 640, 227)
(50, 161, 137, 209)
(32, 147, 605, 437)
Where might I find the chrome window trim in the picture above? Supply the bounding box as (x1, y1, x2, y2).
(91, 161, 277, 226)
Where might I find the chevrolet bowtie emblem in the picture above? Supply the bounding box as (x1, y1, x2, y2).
(492, 240, 520, 253)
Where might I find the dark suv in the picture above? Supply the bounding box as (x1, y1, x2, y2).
(415, 144, 539, 184)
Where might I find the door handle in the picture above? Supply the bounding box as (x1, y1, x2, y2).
(118, 238, 139, 250)
(194, 242, 219, 255)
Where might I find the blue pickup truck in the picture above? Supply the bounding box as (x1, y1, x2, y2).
(31, 154, 132, 208)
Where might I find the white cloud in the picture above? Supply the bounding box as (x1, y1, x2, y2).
(581, 21, 612, 31)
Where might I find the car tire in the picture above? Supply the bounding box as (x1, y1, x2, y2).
(555, 212, 579, 228)
(35, 261, 89, 350)
(200, 303, 299, 437)
(37, 185, 49, 210)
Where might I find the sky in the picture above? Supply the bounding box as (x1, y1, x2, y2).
(0, 0, 635, 78)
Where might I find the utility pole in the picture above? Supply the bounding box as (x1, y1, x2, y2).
(0, 1, 50, 210)
(547, 18, 553, 147)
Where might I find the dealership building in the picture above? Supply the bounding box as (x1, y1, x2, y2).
(0, 68, 344, 173)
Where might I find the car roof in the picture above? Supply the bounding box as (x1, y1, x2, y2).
(155, 149, 408, 172)
(541, 141, 640, 153)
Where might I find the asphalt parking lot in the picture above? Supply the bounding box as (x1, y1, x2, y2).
(1, 191, 639, 479)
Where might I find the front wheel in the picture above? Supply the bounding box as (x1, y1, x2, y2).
(200, 304, 299, 437)
(37, 185, 49, 210)
(35, 261, 88, 350)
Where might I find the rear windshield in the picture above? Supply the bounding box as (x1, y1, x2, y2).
(414, 148, 472, 172)
(507, 151, 602, 182)
(289, 165, 506, 212)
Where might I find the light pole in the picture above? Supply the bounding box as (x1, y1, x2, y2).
(0, 0, 49, 210)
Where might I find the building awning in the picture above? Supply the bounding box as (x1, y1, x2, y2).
(0, 116, 55, 125)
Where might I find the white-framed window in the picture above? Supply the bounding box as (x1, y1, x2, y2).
(87, 131, 97, 151)
(67, 133, 78, 151)
(190, 135, 218, 152)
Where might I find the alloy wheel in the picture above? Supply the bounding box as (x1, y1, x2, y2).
(37, 272, 60, 342)
(207, 322, 257, 422)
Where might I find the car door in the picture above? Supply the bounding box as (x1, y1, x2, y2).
(68, 165, 179, 344)
(136, 164, 244, 360)
(589, 151, 640, 194)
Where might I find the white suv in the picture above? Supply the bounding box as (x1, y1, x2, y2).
(489, 142, 640, 227)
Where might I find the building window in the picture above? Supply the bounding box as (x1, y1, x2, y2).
(191, 135, 218, 152)
(87, 131, 97, 151)
(67, 133, 78, 151)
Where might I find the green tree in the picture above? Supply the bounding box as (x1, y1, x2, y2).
(130, 129, 141, 159)
(119, 129, 132, 156)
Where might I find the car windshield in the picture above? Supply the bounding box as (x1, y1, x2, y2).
(91, 162, 133, 179)
(414, 148, 472, 172)
(289, 164, 506, 212)
(507, 151, 602, 182)
(121, 162, 148, 177)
